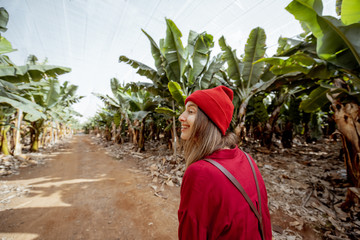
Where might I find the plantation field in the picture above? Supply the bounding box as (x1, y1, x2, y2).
(1, 135, 359, 239)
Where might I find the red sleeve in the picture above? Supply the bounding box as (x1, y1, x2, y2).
(178, 163, 212, 240)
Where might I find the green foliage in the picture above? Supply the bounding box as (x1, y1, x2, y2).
(168, 81, 186, 106)
(300, 86, 329, 112)
(286, 0, 360, 69)
(246, 94, 269, 125)
(340, 0, 360, 25)
(309, 111, 324, 140)
(285, 97, 302, 125)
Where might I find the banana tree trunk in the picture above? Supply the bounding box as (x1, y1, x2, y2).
(331, 101, 360, 210)
(13, 109, 23, 155)
(263, 105, 281, 148)
(281, 121, 293, 148)
(111, 122, 116, 142)
(114, 119, 123, 144)
(104, 126, 111, 141)
(30, 130, 40, 152)
(55, 122, 59, 143)
(138, 119, 145, 151)
(1, 125, 10, 155)
(30, 120, 44, 152)
(41, 126, 47, 147)
(172, 100, 177, 161)
(235, 101, 248, 140)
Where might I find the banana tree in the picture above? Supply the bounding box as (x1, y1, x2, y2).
(23, 76, 81, 151)
(119, 18, 224, 154)
(93, 78, 131, 144)
(0, 8, 47, 155)
(289, 0, 360, 209)
(219, 27, 278, 139)
(120, 84, 160, 151)
(260, 0, 360, 208)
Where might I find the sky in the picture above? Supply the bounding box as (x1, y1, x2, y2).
(1, 0, 336, 123)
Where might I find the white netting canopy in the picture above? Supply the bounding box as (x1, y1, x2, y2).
(0, 0, 336, 120)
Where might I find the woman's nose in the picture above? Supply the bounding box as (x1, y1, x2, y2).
(179, 112, 185, 122)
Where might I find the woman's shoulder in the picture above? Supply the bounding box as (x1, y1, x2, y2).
(184, 159, 223, 180)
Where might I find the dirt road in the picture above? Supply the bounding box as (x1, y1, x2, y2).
(0, 135, 179, 240)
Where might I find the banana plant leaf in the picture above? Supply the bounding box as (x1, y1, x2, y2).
(168, 81, 186, 106)
(300, 86, 329, 112)
(0, 7, 9, 33)
(29, 65, 71, 78)
(0, 64, 70, 83)
(0, 96, 45, 120)
(0, 78, 16, 91)
(45, 79, 60, 108)
(219, 36, 242, 82)
(0, 36, 16, 54)
(110, 78, 121, 97)
(119, 55, 159, 82)
(256, 53, 319, 75)
(142, 29, 166, 76)
(200, 54, 225, 89)
(341, 0, 360, 25)
(93, 92, 120, 108)
(155, 107, 176, 117)
(188, 31, 213, 84)
(286, 0, 360, 69)
(163, 18, 187, 82)
(243, 27, 266, 87)
(131, 110, 151, 121)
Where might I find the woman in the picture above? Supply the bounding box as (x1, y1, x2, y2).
(178, 86, 272, 239)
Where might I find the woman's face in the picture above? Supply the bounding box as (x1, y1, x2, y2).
(179, 101, 197, 140)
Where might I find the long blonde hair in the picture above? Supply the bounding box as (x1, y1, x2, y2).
(183, 108, 238, 167)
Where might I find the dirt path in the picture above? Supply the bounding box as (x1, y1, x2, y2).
(0, 135, 180, 240)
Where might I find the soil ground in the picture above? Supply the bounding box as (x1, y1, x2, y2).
(0, 135, 179, 240)
(1, 134, 358, 240)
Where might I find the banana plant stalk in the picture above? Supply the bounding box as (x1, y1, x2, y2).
(172, 100, 177, 161)
(30, 120, 44, 152)
(13, 109, 23, 155)
(0, 124, 10, 155)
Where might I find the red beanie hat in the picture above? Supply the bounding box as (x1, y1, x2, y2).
(185, 86, 234, 135)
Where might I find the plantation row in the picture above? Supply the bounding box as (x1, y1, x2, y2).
(0, 7, 82, 155)
(84, 0, 360, 208)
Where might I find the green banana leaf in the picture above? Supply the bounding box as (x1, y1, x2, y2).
(0, 7, 9, 33)
(37, 65, 71, 77)
(0, 36, 16, 54)
(168, 81, 186, 106)
(155, 107, 176, 117)
(219, 36, 242, 82)
(0, 64, 70, 83)
(256, 53, 318, 75)
(45, 79, 60, 108)
(188, 31, 213, 84)
(243, 27, 266, 87)
(110, 78, 121, 97)
(300, 86, 329, 112)
(164, 18, 186, 82)
(200, 54, 225, 89)
(341, 0, 360, 25)
(131, 110, 151, 121)
(142, 29, 166, 76)
(0, 96, 44, 120)
(119, 55, 159, 82)
(286, 0, 360, 69)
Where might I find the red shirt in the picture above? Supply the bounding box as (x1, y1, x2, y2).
(178, 147, 272, 239)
